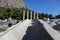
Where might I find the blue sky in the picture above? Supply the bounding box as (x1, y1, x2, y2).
(24, 0, 60, 16)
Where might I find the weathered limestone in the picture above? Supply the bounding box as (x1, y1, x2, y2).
(0, 0, 25, 8)
(0, 19, 32, 40)
(27, 11, 29, 19)
(31, 11, 32, 19)
(39, 19, 60, 40)
(37, 12, 38, 19)
(23, 11, 25, 21)
(23, 11, 37, 20)
(34, 12, 35, 19)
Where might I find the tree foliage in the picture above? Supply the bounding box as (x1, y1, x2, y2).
(55, 15, 60, 19)
(0, 7, 60, 20)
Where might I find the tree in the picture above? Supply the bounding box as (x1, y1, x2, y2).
(55, 15, 60, 19)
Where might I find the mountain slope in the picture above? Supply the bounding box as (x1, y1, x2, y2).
(0, 0, 25, 8)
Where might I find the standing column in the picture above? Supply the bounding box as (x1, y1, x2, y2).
(31, 11, 32, 19)
(27, 11, 29, 19)
(34, 12, 35, 19)
(37, 12, 38, 19)
(23, 11, 25, 21)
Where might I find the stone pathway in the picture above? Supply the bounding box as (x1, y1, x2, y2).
(0, 19, 60, 40)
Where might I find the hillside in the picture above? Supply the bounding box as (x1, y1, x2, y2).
(0, 0, 25, 8)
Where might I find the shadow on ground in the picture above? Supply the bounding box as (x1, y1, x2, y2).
(53, 24, 60, 31)
(22, 19, 53, 40)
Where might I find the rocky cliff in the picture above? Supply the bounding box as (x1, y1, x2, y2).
(0, 0, 25, 8)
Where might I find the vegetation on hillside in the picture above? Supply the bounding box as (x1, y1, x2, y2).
(0, 7, 60, 20)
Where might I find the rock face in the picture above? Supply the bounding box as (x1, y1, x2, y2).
(0, 0, 25, 8)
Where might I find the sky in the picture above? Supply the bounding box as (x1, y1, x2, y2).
(24, 0, 60, 16)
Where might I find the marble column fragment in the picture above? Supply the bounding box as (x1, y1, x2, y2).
(37, 12, 38, 19)
(31, 11, 32, 19)
(27, 11, 29, 19)
(23, 11, 25, 21)
(34, 12, 35, 19)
